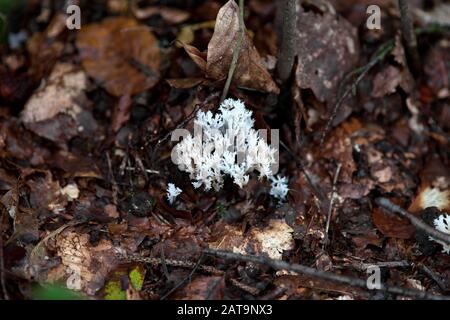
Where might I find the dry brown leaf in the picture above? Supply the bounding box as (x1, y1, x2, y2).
(133, 5, 190, 24)
(295, 6, 359, 106)
(181, 43, 207, 72)
(184, 0, 279, 94)
(209, 219, 294, 260)
(173, 276, 225, 300)
(76, 17, 160, 97)
(50, 230, 121, 295)
(372, 207, 415, 239)
(20, 63, 96, 144)
(166, 78, 205, 89)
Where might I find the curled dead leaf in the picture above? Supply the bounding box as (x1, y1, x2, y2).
(183, 0, 279, 94)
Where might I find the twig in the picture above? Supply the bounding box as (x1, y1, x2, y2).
(221, 0, 245, 102)
(418, 263, 447, 292)
(323, 163, 342, 248)
(0, 205, 9, 300)
(125, 254, 224, 276)
(160, 252, 205, 300)
(276, 0, 297, 82)
(375, 197, 450, 245)
(160, 247, 170, 281)
(229, 278, 261, 296)
(319, 41, 394, 147)
(319, 24, 448, 147)
(360, 261, 409, 270)
(204, 248, 450, 300)
(124, 167, 160, 175)
(398, 0, 420, 74)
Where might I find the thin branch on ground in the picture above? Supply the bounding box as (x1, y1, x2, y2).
(204, 248, 450, 300)
(126, 254, 224, 276)
(319, 41, 394, 147)
(221, 0, 245, 102)
(229, 279, 261, 296)
(323, 162, 342, 248)
(319, 24, 446, 147)
(375, 197, 450, 245)
(418, 263, 447, 292)
(0, 205, 9, 300)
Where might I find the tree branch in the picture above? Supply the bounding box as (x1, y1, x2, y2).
(204, 248, 450, 300)
(276, 0, 297, 82)
(398, 0, 420, 74)
(375, 197, 450, 245)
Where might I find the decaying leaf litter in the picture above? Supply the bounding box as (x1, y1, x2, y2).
(0, 0, 449, 300)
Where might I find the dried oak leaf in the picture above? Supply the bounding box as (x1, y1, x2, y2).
(295, 6, 359, 106)
(49, 230, 122, 295)
(208, 219, 294, 260)
(185, 0, 279, 94)
(76, 17, 160, 97)
(21, 63, 97, 144)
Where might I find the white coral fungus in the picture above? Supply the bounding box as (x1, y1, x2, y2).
(429, 213, 450, 254)
(173, 99, 280, 193)
(166, 183, 182, 204)
(270, 175, 289, 201)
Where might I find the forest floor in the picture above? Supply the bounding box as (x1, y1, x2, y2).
(0, 0, 449, 300)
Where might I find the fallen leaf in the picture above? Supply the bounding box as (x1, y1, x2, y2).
(133, 5, 190, 24)
(372, 207, 415, 239)
(76, 17, 161, 97)
(185, 0, 279, 94)
(166, 78, 205, 89)
(21, 63, 96, 144)
(209, 219, 294, 260)
(173, 276, 225, 300)
(51, 230, 122, 295)
(295, 5, 359, 106)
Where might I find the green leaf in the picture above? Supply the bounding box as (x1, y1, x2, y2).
(129, 266, 145, 291)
